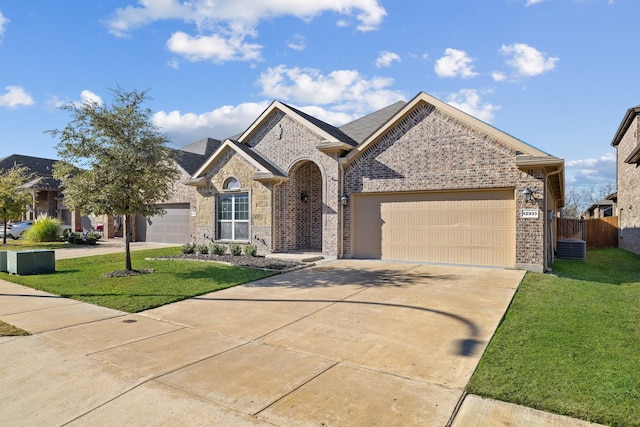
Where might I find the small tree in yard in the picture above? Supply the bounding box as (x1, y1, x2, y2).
(0, 165, 34, 245)
(47, 87, 180, 272)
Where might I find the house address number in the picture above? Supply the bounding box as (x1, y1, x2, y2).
(521, 209, 539, 219)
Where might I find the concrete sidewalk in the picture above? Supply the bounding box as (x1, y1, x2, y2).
(0, 258, 605, 426)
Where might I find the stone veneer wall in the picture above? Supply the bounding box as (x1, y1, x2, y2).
(245, 111, 341, 256)
(343, 101, 546, 270)
(193, 150, 273, 253)
(615, 116, 640, 253)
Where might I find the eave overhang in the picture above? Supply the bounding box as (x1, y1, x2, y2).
(251, 172, 289, 184)
(624, 143, 640, 164)
(181, 176, 208, 186)
(611, 106, 640, 147)
(316, 140, 354, 154)
(516, 155, 565, 208)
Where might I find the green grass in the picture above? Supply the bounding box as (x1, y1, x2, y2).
(0, 240, 68, 250)
(0, 320, 29, 336)
(467, 248, 640, 427)
(0, 247, 276, 313)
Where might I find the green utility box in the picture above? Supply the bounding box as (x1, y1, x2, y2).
(0, 251, 6, 272)
(7, 250, 55, 275)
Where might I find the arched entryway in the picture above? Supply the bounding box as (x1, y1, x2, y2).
(279, 160, 323, 252)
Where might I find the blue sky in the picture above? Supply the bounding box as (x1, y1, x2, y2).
(0, 0, 636, 188)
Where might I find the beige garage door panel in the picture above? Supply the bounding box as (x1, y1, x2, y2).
(353, 191, 515, 267)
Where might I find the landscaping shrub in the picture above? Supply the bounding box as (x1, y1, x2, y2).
(229, 243, 242, 256)
(244, 243, 258, 257)
(86, 231, 101, 241)
(23, 216, 63, 242)
(211, 243, 227, 255)
(181, 242, 196, 254)
(196, 244, 209, 255)
(67, 232, 97, 245)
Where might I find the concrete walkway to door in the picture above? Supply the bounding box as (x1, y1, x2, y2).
(0, 259, 602, 426)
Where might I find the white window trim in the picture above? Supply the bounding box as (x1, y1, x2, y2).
(217, 191, 250, 242)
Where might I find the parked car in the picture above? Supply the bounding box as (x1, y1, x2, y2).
(0, 220, 34, 239)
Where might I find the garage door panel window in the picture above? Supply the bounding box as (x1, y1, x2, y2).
(217, 193, 249, 241)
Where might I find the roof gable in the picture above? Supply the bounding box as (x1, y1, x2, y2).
(343, 92, 550, 165)
(237, 101, 356, 146)
(192, 139, 286, 180)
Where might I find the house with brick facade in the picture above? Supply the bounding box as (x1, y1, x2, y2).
(611, 105, 640, 253)
(0, 154, 70, 223)
(186, 92, 565, 272)
(82, 138, 221, 242)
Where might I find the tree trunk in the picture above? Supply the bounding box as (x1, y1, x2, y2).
(125, 214, 132, 271)
(2, 215, 6, 245)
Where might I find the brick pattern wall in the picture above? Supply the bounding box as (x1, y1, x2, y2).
(343, 102, 546, 269)
(246, 112, 341, 256)
(276, 161, 323, 251)
(616, 117, 640, 253)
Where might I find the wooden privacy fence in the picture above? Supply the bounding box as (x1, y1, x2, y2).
(557, 216, 618, 249)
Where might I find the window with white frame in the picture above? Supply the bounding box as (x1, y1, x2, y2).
(217, 178, 249, 241)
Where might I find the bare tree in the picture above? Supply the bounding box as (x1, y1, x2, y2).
(561, 182, 616, 218)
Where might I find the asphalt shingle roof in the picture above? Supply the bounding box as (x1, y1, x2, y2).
(174, 138, 221, 175)
(339, 101, 407, 144)
(0, 154, 62, 190)
(282, 103, 358, 146)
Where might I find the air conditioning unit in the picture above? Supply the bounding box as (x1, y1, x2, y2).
(557, 239, 586, 260)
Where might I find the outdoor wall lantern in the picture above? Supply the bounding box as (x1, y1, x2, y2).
(341, 193, 349, 206)
(301, 191, 309, 203)
(521, 187, 536, 204)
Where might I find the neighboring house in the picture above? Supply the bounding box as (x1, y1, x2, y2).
(134, 138, 221, 244)
(611, 105, 640, 253)
(186, 92, 565, 272)
(0, 154, 71, 224)
(586, 192, 617, 218)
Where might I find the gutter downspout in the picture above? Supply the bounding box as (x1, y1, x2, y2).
(545, 165, 564, 270)
(338, 160, 344, 259)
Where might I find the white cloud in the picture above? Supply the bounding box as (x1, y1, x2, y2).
(500, 43, 558, 76)
(0, 86, 35, 108)
(565, 152, 616, 186)
(434, 48, 478, 79)
(79, 90, 103, 105)
(106, 1, 386, 62)
(491, 71, 507, 82)
(287, 34, 306, 51)
(153, 101, 271, 143)
(375, 50, 400, 68)
(525, 0, 545, 6)
(257, 65, 406, 116)
(446, 89, 499, 123)
(0, 10, 9, 43)
(166, 31, 261, 63)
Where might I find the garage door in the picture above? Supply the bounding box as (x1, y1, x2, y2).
(140, 203, 191, 244)
(352, 190, 515, 267)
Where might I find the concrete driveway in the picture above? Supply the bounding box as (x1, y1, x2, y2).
(0, 260, 525, 426)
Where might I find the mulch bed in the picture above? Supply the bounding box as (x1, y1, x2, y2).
(148, 254, 305, 271)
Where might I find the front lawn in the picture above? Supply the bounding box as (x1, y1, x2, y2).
(0, 247, 277, 313)
(467, 248, 640, 427)
(1, 240, 68, 250)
